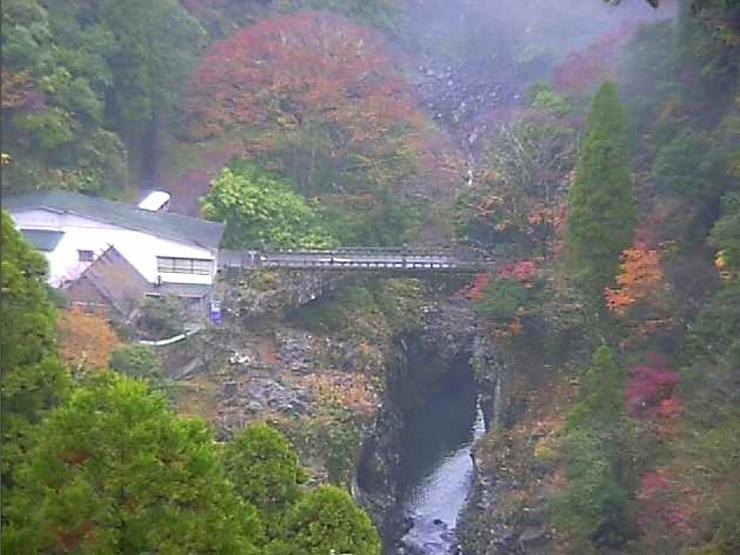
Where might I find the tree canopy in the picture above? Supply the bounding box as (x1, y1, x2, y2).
(223, 423, 303, 520)
(566, 81, 635, 297)
(2, 376, 262, 553)
(1, 211, 69, 489)
(189, 10, 438, 245)
(274, 485, 381, 555)
(202, 164, 336, 249)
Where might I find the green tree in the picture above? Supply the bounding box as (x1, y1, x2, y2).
(1, 211, 69, 489)
(555, 346, 633, 548)
(553, 428, 629, 547)
(711, 192, 740, 276)
(2, 376, 262, 553)
(110, 344, 177, 401)
(223, 424, 302, 522)
(272, 486, 381, 555)
(110, 345, 162, 381)
(94, 0, 206, 163)
(202, 164, 336, 249)
(566, 345, 626, 432)
(1, 0, 126, 194)
(475, 279, 530, 324)
(566, 81, 635, 298)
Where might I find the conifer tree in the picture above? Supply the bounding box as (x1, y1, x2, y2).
(1, 211, 69, 490)
(2, 376, 262, 553)
(271, 486, 381, 555)
(566, 81, 635, 298)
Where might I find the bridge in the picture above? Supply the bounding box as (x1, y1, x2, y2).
(218, 247, 498, 274)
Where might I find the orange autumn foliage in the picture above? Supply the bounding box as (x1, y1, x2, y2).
(605, 242, 664, 315)
(58, 309, 122, 373)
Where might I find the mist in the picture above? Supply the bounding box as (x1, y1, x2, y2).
(392, 0, 676, 151)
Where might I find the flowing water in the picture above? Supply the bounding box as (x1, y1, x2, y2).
(393, 368, 485, 554)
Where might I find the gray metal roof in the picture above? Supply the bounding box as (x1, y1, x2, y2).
(5, 191, 224, 250)
(21, 229, 65, 251)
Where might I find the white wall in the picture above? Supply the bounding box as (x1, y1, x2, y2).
(10, 209, 217, 287)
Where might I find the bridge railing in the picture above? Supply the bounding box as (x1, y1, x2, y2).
(218, 247, 498, 272)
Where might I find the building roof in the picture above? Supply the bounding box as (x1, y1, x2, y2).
(138, 190, 171, 211)
(63, 245, 152, 318)
(5, 191, 224, 250)
(21, 229, 65, 252)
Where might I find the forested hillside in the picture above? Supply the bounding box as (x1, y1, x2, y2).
(1, 0, 738, 553)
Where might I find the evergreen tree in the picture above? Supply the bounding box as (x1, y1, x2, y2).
(566, 81, 635, 298)
(2, 376, 262, 553)
(566, 346, 626, 433)
(223, 423, 303, 524)
(556, 346, 633, 548)
(271, 486, 381, 555)
(1, 211, 69, 490)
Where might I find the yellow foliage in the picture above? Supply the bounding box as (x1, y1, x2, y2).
(605, 242, 664, 315)
(58, 309, 121, 374)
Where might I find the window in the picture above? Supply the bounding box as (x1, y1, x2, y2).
(157, 256, 212, 275)
(78, 250, 94, 262)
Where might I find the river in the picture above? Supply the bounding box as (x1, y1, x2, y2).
(392, 366, 485, 554)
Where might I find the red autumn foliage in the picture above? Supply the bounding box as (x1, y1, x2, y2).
(460, 273, 492, 301)
(189, 11, 424, 145)
(499, 260, 538, 283)
(656, 397, 682, 419)
(637, 468, 698, 544)
(626, 356, 679, 418)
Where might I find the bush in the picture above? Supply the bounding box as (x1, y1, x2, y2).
(555, 347, 633, 548)
(110, 345, 162, 380)
(710, 192, 740, 275)
(475, 279, 529, 323)
(135, 296, 185, 340)
(109, 344, 177, 402)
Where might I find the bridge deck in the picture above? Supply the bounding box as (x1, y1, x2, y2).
(218, 249, 497, 273)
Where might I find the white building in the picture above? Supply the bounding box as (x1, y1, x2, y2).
(5, 191, 224, 293)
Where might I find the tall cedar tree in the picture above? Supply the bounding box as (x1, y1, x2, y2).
(1, 211, 69, 490)
(566, 82, 635, 298)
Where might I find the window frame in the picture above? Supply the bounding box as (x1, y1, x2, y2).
(156, 256, 213, 276)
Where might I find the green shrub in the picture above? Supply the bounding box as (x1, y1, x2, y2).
(136, 296, 185, 340)
(475, 279, 529, 323)
(710, 192, 740, 274)
(110, 344, 177, 402)
(2, 376, 262, 553)
(110, 345, 162, 380)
